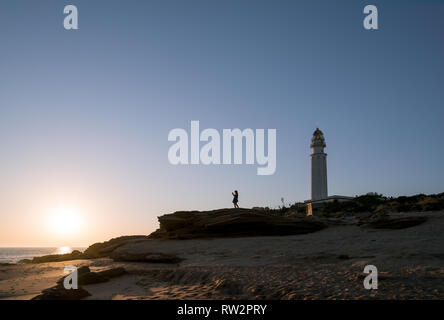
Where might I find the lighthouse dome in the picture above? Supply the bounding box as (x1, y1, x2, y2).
(311, 128, 326, 148)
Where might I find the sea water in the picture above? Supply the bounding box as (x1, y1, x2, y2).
(0, 247, 85, 264)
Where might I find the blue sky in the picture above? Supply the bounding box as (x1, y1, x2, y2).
(0, 0, 443, 245)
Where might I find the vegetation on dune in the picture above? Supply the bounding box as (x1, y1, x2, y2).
(267, 192, 444, 217)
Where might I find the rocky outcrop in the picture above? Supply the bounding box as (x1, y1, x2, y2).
(148, 208, 326, 240)
(33, 267, 127, 300)
(83, 235, 150, 258)
(21, 236, 150, 264)
(33, 266, 92, 300)
(20, 250, 84, 264)
(32, 284, 91, 300)
(56, 266, 127, 286)
(97, 267, 127, 278)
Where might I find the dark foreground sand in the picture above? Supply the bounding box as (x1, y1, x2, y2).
(1, 211, 443, 300)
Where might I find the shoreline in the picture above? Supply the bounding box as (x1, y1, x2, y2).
(0, 247, 87, 265)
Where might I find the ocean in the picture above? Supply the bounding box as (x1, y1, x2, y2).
(0, 247, 86, 264)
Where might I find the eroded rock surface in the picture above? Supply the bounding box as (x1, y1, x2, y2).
(148, 208, 326, 240)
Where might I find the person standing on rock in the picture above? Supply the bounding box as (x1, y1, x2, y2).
(232, 190, 239, 208)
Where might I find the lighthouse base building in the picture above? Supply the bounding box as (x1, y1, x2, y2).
(304, 128, 352, 215)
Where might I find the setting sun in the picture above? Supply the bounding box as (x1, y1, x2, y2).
(48, 207, 83, 235)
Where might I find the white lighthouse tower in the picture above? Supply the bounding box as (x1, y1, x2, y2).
(305, 128, 352, 215)
(310, 128, 328, 201)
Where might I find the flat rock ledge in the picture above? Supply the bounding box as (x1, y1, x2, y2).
(148, 208, 327, 240)
(110, 251, 182, 263)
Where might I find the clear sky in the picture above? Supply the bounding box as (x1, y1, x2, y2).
(0, 0, 443, 247)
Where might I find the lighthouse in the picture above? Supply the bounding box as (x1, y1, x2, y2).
(310, 128, 328, 201)
(305, 128, 352, 215)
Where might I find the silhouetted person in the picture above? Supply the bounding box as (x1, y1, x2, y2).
(232, 190, 239, 208)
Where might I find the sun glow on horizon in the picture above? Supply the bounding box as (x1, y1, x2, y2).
(47, 207, 84, 236)
(57, 246, 72, 254)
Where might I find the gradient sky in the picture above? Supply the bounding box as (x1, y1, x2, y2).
(1, 0, 443, 247)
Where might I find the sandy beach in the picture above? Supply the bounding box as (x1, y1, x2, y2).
(1, 211, 443, 300)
